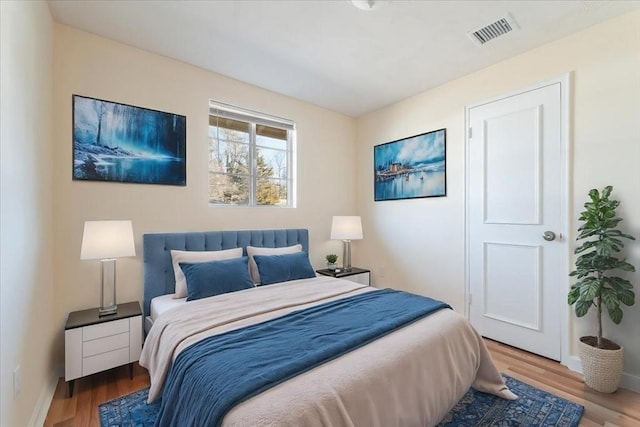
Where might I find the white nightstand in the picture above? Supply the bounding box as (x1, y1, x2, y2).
(316, 267, 371, 286)
(64, 301, 142, 396)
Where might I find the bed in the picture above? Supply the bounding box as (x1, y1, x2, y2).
(140, 228, 515, 426)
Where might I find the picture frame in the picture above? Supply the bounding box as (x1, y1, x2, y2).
(374, 128, 446, 201)
(72, 95, 187, 186)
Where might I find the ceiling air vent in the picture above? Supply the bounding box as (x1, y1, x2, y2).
(467, 14, 519, 46)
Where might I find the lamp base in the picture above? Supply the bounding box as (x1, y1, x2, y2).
(99, 305, 118, 317)
(100, 259, 118, 317)
(342, 240, 352, 272)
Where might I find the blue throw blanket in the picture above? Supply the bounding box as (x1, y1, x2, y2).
(155, 288, 451, 427)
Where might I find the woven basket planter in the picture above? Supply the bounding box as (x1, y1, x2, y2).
(578, 337, 624, 393)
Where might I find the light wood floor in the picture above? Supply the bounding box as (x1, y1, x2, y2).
(486, 340, 640, 427)
(44, 339, 640, 426)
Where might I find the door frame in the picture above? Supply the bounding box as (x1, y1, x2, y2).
(464, 73, 572, 366)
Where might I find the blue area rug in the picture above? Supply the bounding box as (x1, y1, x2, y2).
(437, 375, 584, 427)
(99, 374, 583, 426)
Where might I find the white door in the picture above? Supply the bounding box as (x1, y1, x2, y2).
(467, 81, 567, 361)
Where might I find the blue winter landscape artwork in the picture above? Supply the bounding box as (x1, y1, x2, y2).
(73, 95, 186, 185)
(374, 128, 446, 201)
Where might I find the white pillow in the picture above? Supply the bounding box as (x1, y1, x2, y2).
(170, 248, 243, 298)
(246, 244, 303, 285)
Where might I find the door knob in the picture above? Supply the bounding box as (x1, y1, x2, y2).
(543, 231, 556, 241)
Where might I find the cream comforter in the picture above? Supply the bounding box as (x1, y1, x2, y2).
(140, 276, 516, 427)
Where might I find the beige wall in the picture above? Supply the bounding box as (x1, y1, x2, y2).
(0, 1, 56, 425)
(356, 11, 640, 387)
(52, 25, 357, 362)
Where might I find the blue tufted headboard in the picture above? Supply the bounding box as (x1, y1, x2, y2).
(142, 229, 309, 319)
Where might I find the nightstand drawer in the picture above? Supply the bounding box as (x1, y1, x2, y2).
(83, 332, 129, 357)
(343, 272, 370, 286)
(83, 318, 129, 341)
(83, 346, 130, 376)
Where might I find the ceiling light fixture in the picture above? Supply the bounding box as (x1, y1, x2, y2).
(350, 0, 385, 11)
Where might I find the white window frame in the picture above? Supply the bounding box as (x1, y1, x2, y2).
(208, 101, 296, 207)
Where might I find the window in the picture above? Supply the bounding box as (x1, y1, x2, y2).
(208, 101, 295, 207)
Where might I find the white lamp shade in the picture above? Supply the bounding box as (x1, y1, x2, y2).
(330, 216, 363, 240)
(80, 220, 136, 260)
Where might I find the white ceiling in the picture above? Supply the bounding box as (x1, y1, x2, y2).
(48, 0, 640, 117)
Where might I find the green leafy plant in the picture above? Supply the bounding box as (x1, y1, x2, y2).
(325, 254, 338, 264)
(568, 186, 636, 349)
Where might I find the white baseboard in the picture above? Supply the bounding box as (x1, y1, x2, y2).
(564, 355, 640, 393)
(620, 372, 640, 393)
(28, 371, 59, 427)
(564, 355, 582, 374)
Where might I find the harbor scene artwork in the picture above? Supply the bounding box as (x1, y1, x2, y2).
(374, 128, 446, 201)
(73, 95, 186, 185)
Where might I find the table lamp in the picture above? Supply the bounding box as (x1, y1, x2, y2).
(330, 216, 363, 272)
(80, 220, 135, 316)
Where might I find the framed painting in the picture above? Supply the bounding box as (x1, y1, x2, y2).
(72, 95, 186, 185)
(374, 128, 446, 201)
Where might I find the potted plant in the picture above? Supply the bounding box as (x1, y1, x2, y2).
(568, 186, 636, 393)
(325, 254, 338, 270)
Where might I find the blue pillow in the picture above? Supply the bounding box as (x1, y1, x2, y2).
(253, 251, 316, 286)
(180, 257, 254, 301)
